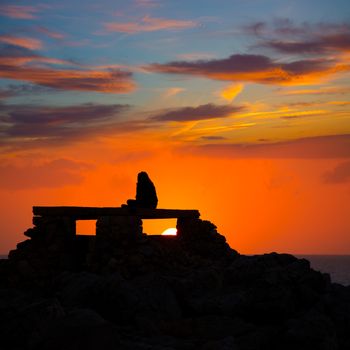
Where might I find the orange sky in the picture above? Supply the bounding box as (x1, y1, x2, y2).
(0, 1, 350, 255)
(1, 136, 349, 255)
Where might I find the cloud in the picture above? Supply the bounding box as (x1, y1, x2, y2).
(328, 101, 350, 106)
(0, 84, 55, 97)
(0, 45, 136, 93)
(278, 86, 350, 96)
(192, 134, 350, 159)
(1, 103, 129, 126)
(149, 103, 243, 122)
(0, 45, 72, 66)
(0, 89, 13, 100)
(176, 52, 216, 60)
(0, 35, 42, 50)
(200, 136, 226, 140)
(279, 109, 327, 119)
(0, 103, 137, 148)
(36, 26, 65, 39)
(0, 64, 135, 93)
(262, 34, 350, 55)
(134, 0, 160, 7)
(146, 20, 350, 86)
(220, 83, 244, 102)
(104, 15, 197, 33)
(163, 87, 185, 98)
(323, 161, 350, 184)
(0, 158, 93, 190)
(247, 20, 350, 54)
(0, 5, 38, 19)
(146, 54, 345, 85)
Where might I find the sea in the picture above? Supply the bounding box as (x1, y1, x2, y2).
(0, 254, 349, 286)
(297, 255, 350, 286)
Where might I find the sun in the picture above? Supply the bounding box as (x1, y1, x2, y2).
(161, 227, 177, 236)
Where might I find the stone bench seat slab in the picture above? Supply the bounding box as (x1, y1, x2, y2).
(33, 206, 200, 220)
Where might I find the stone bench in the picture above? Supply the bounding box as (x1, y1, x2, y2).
(33, 206, 200, 220)
(31, 206, 201, 240)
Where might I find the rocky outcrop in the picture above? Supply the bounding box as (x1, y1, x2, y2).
(1, 215, 350, 350)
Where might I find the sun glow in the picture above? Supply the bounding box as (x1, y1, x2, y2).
(161, 227, 177, 236)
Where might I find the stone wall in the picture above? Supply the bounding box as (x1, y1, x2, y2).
(96, 216, 142, 242)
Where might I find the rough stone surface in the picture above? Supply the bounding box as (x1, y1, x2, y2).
(1, 214, 350, 350)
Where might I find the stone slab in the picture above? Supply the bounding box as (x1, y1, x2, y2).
(33, 206, 200, 220)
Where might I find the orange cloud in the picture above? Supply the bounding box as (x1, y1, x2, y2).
(279, 86, 350, 96)
(0, 158, 93, 190)
(147, 20, 350, 87)
(0, 47, 136, 93)
(0, 46, 74, 67)
(0, 56, 71, 66)
(193, 134, 350, 159)
(105, 15, 197, 33)
(220, 83, 244, 102)
(0, 5, 38, 19)
(0, 64, 135, 93)
(0, 35, 42, 50)
(328, 101, 350, 106)
(323, 161, 350, 184)
(163, 87, 185, 98)
(149, 103, 244, 122)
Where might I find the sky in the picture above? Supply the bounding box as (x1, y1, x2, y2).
(0, 0, 349, 255)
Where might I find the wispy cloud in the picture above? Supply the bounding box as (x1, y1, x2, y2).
(1, 103, 129, 126)
(149, 103, 243, 122)
(163, 87, 185, 98)
(194, 134, 350, 159)
(0, 158, 93, 190)
(0, 64, 135, 93)
(0, 45, 136, 93)
(0, 45, 74, 66)
(0, 5, 38, 19)
(0, 103, 139, 148)
(176, 52, 216, 60)
(104, 15, 197, 33)
(0, 35, 42, 50)
(247, 20, 350, 54)
(220, 83, 244, 102)
(146, 54, 346, 86)
(200, 135, 227, 140)
(147, 20, 350, 87)
(279, 86, 350, 96)
(0, 84, 55, 99)
(279, 110, 327, 119)
(0, 88, 13, 100)
(323, 161, 350, 184)
(134, 0, 160, 8)
(36, 26, 65, 39)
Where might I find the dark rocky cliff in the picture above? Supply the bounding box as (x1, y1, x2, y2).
(1, 215, 349, 350)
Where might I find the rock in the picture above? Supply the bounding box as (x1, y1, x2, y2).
(96, 215, 142, 243)
(36, 308, 120, 350)
(201, 336, 238, 350)
(282, 310, 338, 350)
(2, 209, 350, 350)
(160, 313, 255, 345)
(16, 259, 35, 279)
(0, 296, 65, 350)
